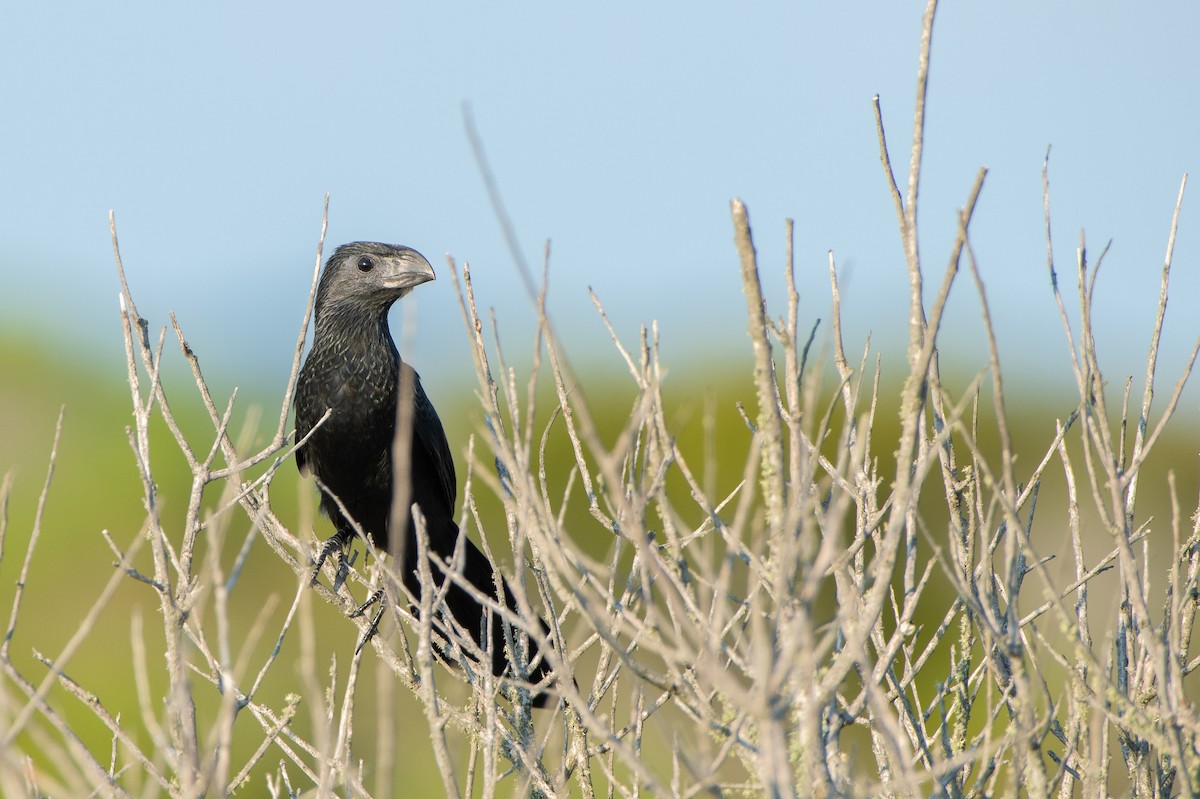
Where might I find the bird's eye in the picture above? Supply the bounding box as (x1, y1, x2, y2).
(357, 256, 375, 272)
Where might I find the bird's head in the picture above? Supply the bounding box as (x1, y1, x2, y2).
(315, 242, 436, 316)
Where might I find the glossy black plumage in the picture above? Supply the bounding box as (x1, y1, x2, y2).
(294, 242, 553, 704)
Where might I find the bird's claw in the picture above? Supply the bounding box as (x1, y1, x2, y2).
(352, 589, 386, 654)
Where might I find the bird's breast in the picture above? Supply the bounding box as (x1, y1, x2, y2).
(301, 345, 398, 476)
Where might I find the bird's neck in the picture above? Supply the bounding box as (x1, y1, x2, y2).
(314, 304, 397, 353)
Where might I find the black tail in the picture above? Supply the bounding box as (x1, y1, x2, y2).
(403, 516, 557, 707)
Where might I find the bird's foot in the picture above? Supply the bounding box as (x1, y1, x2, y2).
(350, 588, 384, 618)
(311, 537, 352, 591)
(352, 589, 386, 654)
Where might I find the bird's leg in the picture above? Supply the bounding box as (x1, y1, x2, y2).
(310, 536, 339, 579)
(352, 589, 386, 654)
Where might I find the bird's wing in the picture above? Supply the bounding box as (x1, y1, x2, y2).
(406, 364, 458, 512)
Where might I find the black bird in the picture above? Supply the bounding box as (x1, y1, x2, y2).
(294, 242, 554, 705)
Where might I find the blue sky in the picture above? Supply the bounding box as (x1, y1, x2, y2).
(2, 3, 1197, 411)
